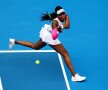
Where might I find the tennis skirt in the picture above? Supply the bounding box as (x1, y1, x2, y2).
(39, 24, 61, 45)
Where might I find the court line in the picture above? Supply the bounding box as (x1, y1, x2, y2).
(0, 77, 3, 90)
(57, 53, 71, 90)
(0, 50, 56, 53)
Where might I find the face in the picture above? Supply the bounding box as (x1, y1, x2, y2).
(58, 12, 66, 22)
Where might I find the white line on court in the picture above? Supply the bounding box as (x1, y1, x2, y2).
(0, 50, 56, 53)
(57, 53, 71, 90)
(0, 77, 3, 90)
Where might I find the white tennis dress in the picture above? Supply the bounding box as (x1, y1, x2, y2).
(39, 18, 64, 45)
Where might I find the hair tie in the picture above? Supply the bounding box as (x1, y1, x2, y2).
(47, 12, 52, 20)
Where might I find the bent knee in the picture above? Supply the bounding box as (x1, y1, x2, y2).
(31, 44, 38, 50)
(32, 45, 41, 50)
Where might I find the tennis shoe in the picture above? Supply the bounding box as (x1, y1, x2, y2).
(9, 38, 15, 49)
(72, 73, 86, 82)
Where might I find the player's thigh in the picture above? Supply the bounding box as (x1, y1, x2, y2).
(34, 39, 47, 49)
(49, 44, 68, 56)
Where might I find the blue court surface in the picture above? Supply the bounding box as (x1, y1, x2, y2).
(0, 0, 108, 90)
(0, 50, 70, 90)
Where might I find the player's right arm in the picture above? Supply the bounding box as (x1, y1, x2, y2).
(52, 20, 62, 33)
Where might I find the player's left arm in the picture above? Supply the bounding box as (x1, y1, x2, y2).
(63, 14, 70, 29)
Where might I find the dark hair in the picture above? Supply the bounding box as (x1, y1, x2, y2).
(55, 6, 63, 13)
(41, 6, 63, 21)
(41, 12, 57, 21)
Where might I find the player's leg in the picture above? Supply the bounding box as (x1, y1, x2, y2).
(9, 38, 47, 50)
(49, 43, 86, 82)
(49, 44, 76, 76)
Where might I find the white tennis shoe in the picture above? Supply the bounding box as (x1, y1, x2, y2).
(9, 38, 15, 49)
(72, 74, 86, 82)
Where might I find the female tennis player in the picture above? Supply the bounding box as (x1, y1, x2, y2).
(9, 6, 86, 82)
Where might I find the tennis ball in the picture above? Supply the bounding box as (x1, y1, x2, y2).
(35, 60, 40, 64)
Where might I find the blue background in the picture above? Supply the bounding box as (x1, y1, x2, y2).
(0, 0, 108, 90)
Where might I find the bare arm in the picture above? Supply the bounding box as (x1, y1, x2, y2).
(63, 14, 70, 29)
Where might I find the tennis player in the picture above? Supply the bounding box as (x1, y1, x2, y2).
(9, 6, 86, 82)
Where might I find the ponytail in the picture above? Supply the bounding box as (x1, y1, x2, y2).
(40, 6, 64, 21)
(41, 12, 57, 21)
